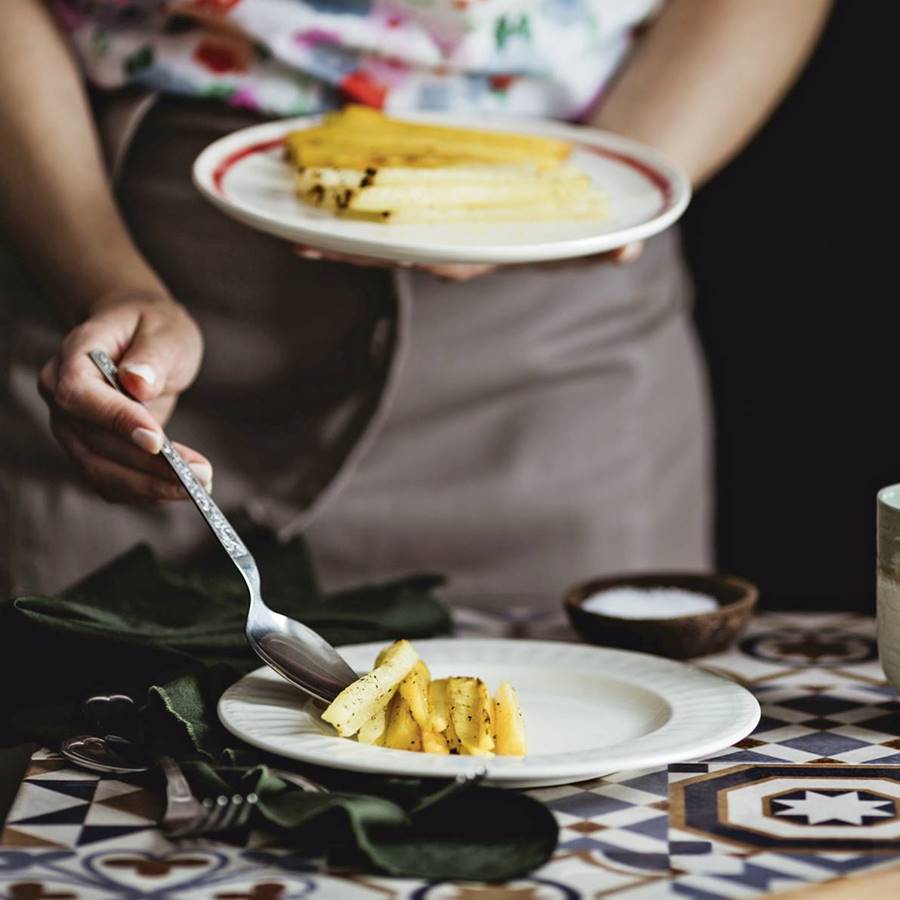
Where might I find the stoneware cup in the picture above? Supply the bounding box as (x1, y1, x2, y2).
(877, 484, 900, 691)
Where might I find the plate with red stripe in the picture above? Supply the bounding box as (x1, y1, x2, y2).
(193, 111, 690, 266)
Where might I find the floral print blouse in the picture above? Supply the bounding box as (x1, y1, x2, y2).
(54, 0, 660, 120)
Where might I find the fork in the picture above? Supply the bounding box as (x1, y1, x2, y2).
(165, 788, 259, 838)
(164, 766, 328, 839)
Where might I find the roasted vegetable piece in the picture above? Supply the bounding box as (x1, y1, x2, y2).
(494, 681, 527, 756)
(321, 639, 418, 737)
(399, 660, 431, 730)
(322, 637, 527, 756)
(448, 676, 490, 756)
(285, 105, 571, 170)
(383, 691, 422, 751)
(421, 729, 450, 754)
(476, 679, 495, 753)
(445, 716, 461, 755)
(357, 706, 387, 746)
(428, 678, 449, 733)
(294, 165, 605, 223)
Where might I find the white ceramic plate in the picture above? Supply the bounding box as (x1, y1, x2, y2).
(218, 639, 758, 788)
(193, 113, 690, 266)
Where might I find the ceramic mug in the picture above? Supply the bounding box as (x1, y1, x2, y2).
(877, 485, 900, 690)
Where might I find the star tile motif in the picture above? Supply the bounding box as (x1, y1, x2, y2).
(773, 790, 896, 826)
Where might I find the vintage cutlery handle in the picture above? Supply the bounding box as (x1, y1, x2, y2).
(88, 349, 249, 561)
(159, 755, 196, 804)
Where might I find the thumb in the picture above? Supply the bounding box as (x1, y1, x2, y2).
(118, 308, 201, 402)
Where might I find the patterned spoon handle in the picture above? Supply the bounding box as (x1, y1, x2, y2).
(88, 349, 249, 561)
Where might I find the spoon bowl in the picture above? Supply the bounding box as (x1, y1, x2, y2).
(236, 554, 359, 702)
(61, 734, 152, 774)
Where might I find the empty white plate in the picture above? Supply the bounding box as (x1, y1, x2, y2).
(193, 112, 690, 266)
(218, 639, 758, 788)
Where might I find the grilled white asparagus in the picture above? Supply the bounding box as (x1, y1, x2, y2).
(297, 164, 606, 222)
(321, 639, 418, 737)
(322, 639, 527, 757)
(494, 681, 527, 756)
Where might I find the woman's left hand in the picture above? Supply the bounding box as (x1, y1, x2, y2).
(295, 241, 644, 282)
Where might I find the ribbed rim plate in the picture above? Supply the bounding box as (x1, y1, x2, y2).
(219, 639, 758, 787)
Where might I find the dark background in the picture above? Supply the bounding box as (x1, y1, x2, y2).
(683, 2, 896, 613)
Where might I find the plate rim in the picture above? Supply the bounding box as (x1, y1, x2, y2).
(218, 638, 759, 785)
(192, 112, 691, 265)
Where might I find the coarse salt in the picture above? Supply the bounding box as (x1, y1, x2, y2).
(582, 587, 718, 620)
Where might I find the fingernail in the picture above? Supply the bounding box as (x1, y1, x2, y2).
(298, 248, 323, 260)
(132, 427, 163, 454)
(121, 363, 157, 387)
(189, 462, 213, 488)
(616, 242, 643, 264)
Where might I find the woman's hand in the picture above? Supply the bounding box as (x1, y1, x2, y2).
(295, 241, 644, 282)
(2, 3, 210, 505)
(38, 293, 210, 504)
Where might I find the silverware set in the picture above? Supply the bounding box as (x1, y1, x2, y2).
(61, 694, 324, 839)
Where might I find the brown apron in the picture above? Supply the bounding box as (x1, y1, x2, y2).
(0, 95, 711, 613)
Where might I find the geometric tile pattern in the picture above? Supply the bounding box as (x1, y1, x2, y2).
(2, 613, 900, 898)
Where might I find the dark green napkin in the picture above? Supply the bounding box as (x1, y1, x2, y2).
(0, 524, 557, 880)
(192, 760, 558, 881)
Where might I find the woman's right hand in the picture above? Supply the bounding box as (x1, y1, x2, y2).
(38, 293, 211, 504)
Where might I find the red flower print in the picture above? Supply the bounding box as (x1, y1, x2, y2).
(193, 37, 250, 74)
(340, 70, 388, 109)
(185, 0, 243, 13)
(490, 73, 518, 92)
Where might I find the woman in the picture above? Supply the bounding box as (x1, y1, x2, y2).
(0, 0, 830, 612)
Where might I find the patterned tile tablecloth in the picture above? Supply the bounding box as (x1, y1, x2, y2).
(3, 612, 900, 899)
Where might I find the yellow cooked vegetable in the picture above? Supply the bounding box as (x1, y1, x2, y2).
(285, 105, 571, 170)
(421, 730, 449, 755)
(356, 706, 387, 746)
(383, 691, 422, 752)
(321, 640, 526, 756)
(285, 106, 606, 225)
(445, 715, 461, 755)
(446, 677, 478, 747)
(321, 639, 418, 737)
(475, 679, 495, 754)
(447, 677, 493, 756)
(398, 660, 431, 730)
(294, 164, 605, 223)
(494, 681, 527, 756)
(428, 678, 449, 734)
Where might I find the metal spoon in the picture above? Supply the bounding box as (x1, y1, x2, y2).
(61, 734, 153, 774)
(88, 350, 358, 704)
